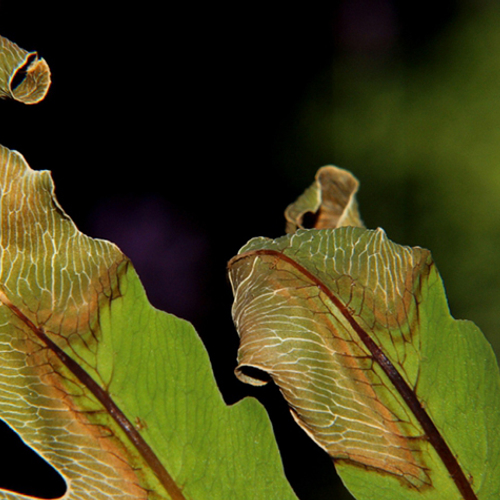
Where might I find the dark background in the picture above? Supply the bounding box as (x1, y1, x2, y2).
(1, 1, 498, 499)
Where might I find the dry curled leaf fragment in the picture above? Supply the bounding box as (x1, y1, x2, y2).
(0, 35, 51, 104)
(285, 165, 364, 233)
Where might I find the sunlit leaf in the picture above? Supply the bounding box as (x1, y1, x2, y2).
(228, 167, 500, 500)
(0, 144, 298, 499)
(0, 35, 51, 104)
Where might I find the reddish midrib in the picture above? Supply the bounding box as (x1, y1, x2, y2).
(233, 249, 477, 500)
(2, 292, 186, 500)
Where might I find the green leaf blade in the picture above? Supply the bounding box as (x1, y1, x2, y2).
(0, 143, 298, 499)
(229, 226, 500, 499)
(101, 264, 298, 499)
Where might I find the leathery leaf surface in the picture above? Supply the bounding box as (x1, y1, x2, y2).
(228, 226, 500, 500)
(0, 144, 297, 500)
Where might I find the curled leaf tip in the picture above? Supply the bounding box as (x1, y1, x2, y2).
(285, 165, 364, 233)
(0, 35, 51, 104)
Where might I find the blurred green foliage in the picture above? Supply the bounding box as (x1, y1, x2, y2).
(280, 3, 500, 364)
